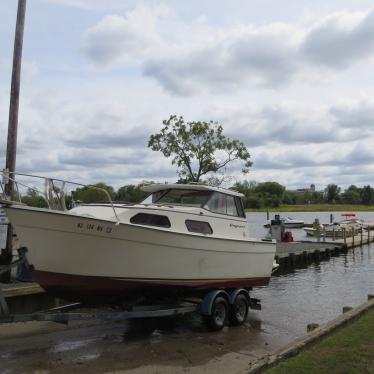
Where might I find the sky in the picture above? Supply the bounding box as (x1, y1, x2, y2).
(1, 0, 374, 191)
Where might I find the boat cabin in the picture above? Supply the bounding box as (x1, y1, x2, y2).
(141, 184, 246, 218)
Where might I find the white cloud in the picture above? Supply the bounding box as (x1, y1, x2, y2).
(302, 9, 374, 68)
(81, 4, 169, 67)
(81, 5, 374, 95)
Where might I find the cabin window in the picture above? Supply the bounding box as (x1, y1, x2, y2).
(226, 196, 238, 216)
(130, 213, 171, 228)
(235, 197, 246, 218)
(153, 189, 212, 207)
(204, 192, 239, 216)
(185, 220, 213, 234)
(204, 192, 226, 214)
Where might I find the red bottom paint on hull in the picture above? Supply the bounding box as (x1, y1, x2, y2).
(33, 270, 271, 303)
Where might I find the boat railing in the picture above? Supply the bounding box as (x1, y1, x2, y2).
(0, 171, 120, 224)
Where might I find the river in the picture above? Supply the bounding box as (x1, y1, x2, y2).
(248, 211, 374, 345)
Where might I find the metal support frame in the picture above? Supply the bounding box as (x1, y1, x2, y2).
(0, 301, 199, 324)
(0, 250, 26, 316)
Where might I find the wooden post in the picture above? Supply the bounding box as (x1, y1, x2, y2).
(352, 228, 354, 247)
(368, 227, 370, 242)
(322, 226, 326, 242)
(332, 228, 335, 241)
(0, 0, 27, 283)
(343, 228, 346, 245)
(360, 227, 363, 246)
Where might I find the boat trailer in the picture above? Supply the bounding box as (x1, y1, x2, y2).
(0, 252, 261, 330)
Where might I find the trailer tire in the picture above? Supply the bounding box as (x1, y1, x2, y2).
(203, 296, 228, 330)
(229, 294, 249, 326)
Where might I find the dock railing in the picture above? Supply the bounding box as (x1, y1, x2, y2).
(0, 171, 120, 224)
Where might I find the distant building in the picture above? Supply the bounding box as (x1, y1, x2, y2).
(291, 184, 316, 193)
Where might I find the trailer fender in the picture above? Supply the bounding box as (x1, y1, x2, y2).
(226, 288, 250, 305)
(200, 290, 229, 316)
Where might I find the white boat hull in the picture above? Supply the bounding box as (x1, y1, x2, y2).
(5, 205, 276, 302)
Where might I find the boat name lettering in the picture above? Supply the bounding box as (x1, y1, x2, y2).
(230, 223, 245, 229)
(77, 222, 112, 234)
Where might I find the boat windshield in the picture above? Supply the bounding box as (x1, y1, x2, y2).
(152, 189, 213, 207)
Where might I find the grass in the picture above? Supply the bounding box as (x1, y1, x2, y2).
(267, 309, 374, 374)
(246, 204, 374, 212)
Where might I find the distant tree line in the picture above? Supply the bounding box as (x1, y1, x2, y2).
(231, 182, 374, 208)
(19, 181, 374, 209)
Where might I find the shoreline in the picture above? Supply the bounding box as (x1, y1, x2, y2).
(246, 204, 374, 213)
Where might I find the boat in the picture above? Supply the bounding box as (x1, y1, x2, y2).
(264, 216, 304, 228)
(338, 213, 374, 230)
(1, 176, 276, 303)
(303, 222, 361, 238)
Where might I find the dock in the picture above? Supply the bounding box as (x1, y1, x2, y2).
(0, 281, 44, 298)
(276, 228, 374, 269)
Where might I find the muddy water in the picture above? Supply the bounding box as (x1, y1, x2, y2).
(0, 212, 373, 373)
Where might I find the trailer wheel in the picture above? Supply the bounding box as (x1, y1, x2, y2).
(229, 294, 249, 326)
(203, 296, 228, 330)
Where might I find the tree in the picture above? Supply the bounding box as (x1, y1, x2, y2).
(341, 185, 361, 204)
(252, 182, 285, 208)
(245, 194, 263, 209)
(282, 191, 297, 205)
(361, 185, 374, 205)
(72, 183, 115, 203)
(255, 182, 285, 198)
(22, 188, 48, 208)
(325, 184, 341, 203)
(231, 180, 257, 195)
(116, 184, 148, 203)
(148, 115, 252, 183)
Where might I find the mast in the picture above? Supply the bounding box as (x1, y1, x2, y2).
(1, 0, 27, 282)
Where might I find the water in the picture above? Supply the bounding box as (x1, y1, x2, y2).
(247, 211, 374, 343)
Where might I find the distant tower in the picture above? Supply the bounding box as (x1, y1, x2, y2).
(310, 184, 315, 192)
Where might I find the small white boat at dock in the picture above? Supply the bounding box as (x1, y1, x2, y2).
(264, 216, 304, 228)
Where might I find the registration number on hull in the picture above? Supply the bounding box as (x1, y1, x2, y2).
(76, 222, 113, 234)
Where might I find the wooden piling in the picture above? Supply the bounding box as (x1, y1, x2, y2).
(343, 228, 346, 245)
(307, 323, 319, 332)
(352, 228, 354, 247)
(368, 227, 370, 242)
(314, 249, 320, 261)
(289, 253, 295, 267)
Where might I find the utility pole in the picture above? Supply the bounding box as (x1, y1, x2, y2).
(0, 0, 27, 283)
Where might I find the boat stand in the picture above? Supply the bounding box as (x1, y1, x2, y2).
(0, 248, 28, 316)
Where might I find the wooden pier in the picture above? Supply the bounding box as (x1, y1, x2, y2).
(0, 282, 44, 298)
(275, 227, 374, 270)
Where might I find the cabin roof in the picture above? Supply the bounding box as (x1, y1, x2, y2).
(141, 183, 244, 197)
